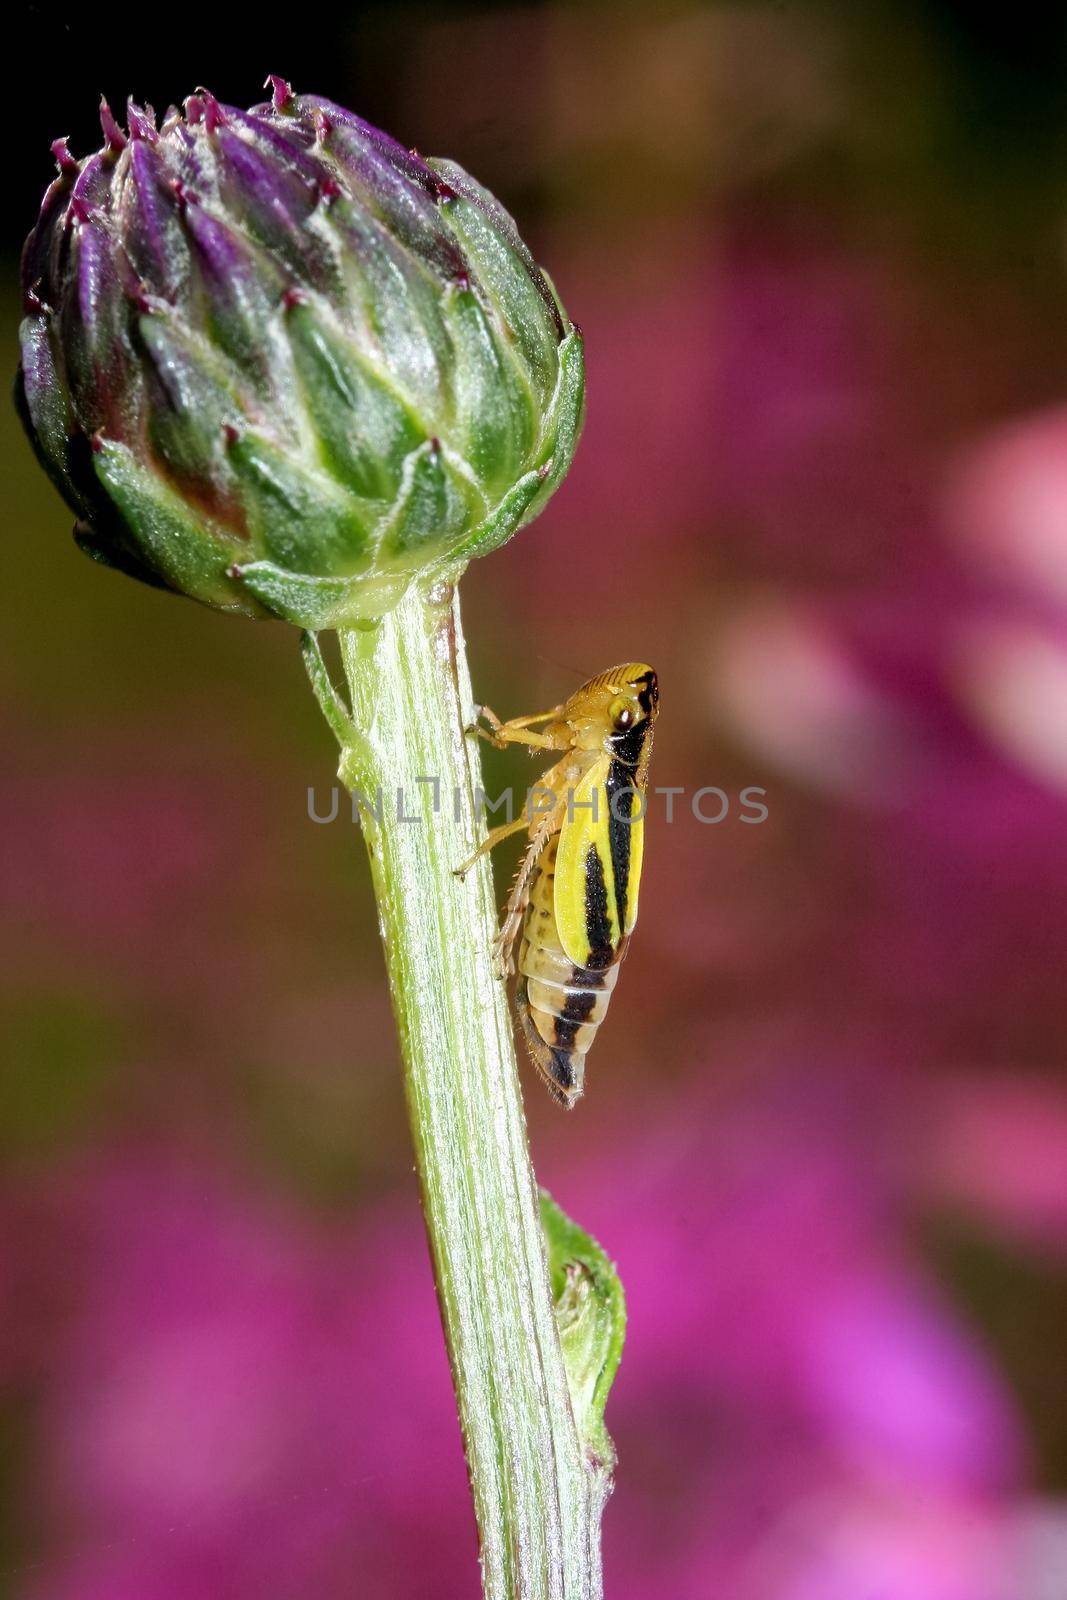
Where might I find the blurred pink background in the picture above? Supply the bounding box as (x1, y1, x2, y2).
(4, 4, 1067, 1596)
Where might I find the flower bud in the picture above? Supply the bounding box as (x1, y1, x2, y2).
(17, 81, 584, 625)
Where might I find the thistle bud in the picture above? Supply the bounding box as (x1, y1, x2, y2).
(17, 82, 585, 626)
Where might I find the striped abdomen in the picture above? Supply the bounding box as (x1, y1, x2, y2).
(516, 835, 623, 1107)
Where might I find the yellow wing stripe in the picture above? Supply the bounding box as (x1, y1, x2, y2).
(555, 760, 622, 968)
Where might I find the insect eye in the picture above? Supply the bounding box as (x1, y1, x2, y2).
(609, 695, 636, 731)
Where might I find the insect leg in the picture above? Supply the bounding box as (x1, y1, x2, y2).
(453, 814, 530, 879)
(467, 702, 567, 751)
(477, 703, 563, 731)
(494, 807, 563, 978)
(469, 723, 561, 752)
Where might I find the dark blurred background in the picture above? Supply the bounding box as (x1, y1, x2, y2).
(5, 4, 1067, 1597)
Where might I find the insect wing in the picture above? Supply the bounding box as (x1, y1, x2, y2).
(554, 758, 622, 968)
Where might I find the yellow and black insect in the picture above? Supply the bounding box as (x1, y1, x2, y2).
(460, 664, 659, 1107)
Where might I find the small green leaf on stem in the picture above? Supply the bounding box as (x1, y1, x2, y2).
(540, 1189, 626, 1472)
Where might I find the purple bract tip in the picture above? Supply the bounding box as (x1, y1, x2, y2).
(184, 94, 205, 126)
(126, 99, 158, 143)
(195, 88, 226, 135)
(266, 75, 294, 113)
(99, 97, 127, 152)
(51, 137, 79, 177)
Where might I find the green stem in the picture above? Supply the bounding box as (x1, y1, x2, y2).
(322, 580, 605, 1599)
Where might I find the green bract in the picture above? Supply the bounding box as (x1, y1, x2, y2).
(17, 80, 584, 626)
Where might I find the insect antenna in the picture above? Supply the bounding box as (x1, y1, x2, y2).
(534, 650, 587, 684)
